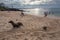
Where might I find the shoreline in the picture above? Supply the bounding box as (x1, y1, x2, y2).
(26, 13, 60, 19)
(0, 11, 60, 19)
(47, 15, 60, 19)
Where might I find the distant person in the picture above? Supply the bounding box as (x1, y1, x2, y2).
(20, 10, 24, 16)
(52, 12, 54, 14)
(44, 12, 47, 17)
(49, 12, 54, 15)
(49, 12, 51, 15)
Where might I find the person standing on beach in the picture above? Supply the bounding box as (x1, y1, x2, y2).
(20, 10, 24, 16)
(44, 12, 48, 17)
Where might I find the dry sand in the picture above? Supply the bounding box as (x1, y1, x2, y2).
(0, 11, 60, 40)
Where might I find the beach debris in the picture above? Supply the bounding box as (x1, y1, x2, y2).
(16, 19, 18, 21)
(2, 38, 5, 40)
(42, 26, 47, 31)
(8, 20, 23, 28)
(25, 38, 28, 40)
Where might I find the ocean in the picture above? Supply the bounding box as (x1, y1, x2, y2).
(5, 4, 60, 17)
(22, 8, 60, 17)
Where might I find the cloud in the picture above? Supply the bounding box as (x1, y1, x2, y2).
(0, 0, 60, 5)
(0, 0, 20, 4)
(20, 0, 53, 5)
(0, 0, 60, 8)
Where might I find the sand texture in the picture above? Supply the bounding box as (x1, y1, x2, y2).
(0, 11, 60, 40)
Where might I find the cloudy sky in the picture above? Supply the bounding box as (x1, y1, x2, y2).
(0, 0, 60, 8)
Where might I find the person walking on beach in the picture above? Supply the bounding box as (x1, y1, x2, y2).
(44, 12, 48, 17)
(20, 10, 24, 16)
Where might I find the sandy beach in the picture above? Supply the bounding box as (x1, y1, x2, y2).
(0, 11, 60, 40)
